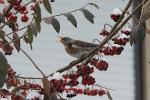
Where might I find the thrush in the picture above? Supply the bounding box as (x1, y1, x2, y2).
(58, 36, 98, 59)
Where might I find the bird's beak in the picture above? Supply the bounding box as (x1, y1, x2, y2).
(56, 36, 63, 42)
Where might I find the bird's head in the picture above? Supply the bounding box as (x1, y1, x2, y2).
(58, 36, 74, 46)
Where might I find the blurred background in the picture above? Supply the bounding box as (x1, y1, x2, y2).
(1, 0, 150, 100)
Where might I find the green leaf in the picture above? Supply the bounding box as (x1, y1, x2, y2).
(107, 91, 113, 100)
(30, 23, 38, 37)
(51, 17, 60, 33)
(34, 16, 41, 32)
(13, 33, 20, 52)
(43, 17, 52, 24)
(43, 0, 52, 14)
(81, 9, 95, 24)
(0, 53, 8, 88)
(34, 4, 41, 22)
(88, 3, 99, 9)
(138, 25, 145, 41)
(27, 26, 33, 44)
(65, 13, 77, 28)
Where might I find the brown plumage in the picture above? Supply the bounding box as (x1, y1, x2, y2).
(59, 37, 98, 59)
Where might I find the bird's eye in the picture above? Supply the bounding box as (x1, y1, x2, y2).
(63, 38, 67, 41)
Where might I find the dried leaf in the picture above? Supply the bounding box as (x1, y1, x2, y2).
(65, 13, 77, 28)
(88, 3, 99, 9)
(0, 30, 5, 38)
(43, 17, 52, 24)
(51, 17, 60, 33)
(81, 9, 95, 24)
(107, 91, 113, 100)
(42, 77, 51, 97)
(0, 53, 8, 88)
(43, 0, 52, 14)
(34, 4, 41, 22)
(27, 26, 33, 44)
(30, 23, 38, 37)
(13, 33, 20, 52)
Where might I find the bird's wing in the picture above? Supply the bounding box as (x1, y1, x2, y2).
(72, 40, 98, 47)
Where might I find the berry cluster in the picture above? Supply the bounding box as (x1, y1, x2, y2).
(65, 87, 106, 97)
(112, 35, 129, 46)
(19, 83, 41, 90)
(76, 64, 94, 76)
(5, 12, 17, 23)
(11, 95, 24, 100)
(0, 89, 27, 100)
(0, 89, 10, 98)
(82, 75, 95, 85)
(63, 73, 79, 87)
(48, 62, 108, 98)
(121, 27, 131, 36)
(0, 38, 14, 55)
(84, 89, 106, 96)
(100, 46, 124, 55)
(50, 79, 65, 93)
(11, 90, 27, 100)
(90, 58, 109, 71)
(5, 0, 29, 23)
(110, 8, 123, 22)
(0, 0, 4, 4)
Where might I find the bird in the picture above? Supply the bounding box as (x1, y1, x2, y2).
(58, 36, 98, 59)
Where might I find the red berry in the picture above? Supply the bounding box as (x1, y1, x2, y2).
(95, 60, 109, 71)
(111, 14, 121, 22)
(99, 29, 109, 36)
(21, 14, 29, 22)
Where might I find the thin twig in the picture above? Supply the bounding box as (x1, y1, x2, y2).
(51, 3, 89, 18)
(20, 49, 46, 77)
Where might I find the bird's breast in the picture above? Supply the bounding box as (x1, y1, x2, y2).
(65, 45, 77, 55)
